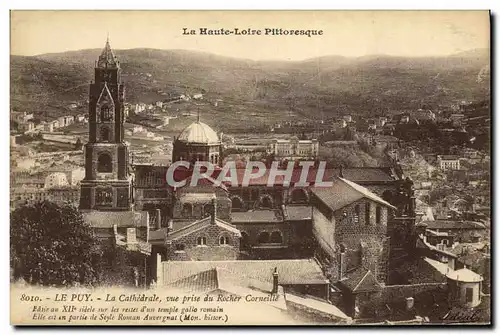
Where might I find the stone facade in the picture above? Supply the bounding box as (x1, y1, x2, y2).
(80, 40, 131, 211)
(166, 222, 241, 261)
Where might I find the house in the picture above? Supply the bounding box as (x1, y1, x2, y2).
(437, 155, 461, 170)
(419, 220, 487, 246)
(163, 197, 242, 261)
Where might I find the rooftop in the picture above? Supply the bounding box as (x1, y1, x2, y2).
(311, 177, 396, 212)
(422, 220, 486, 230)
(177, 121, 220, 144)
(231, 210, 283, 223)
(339, 267, 382, 293)
(160, 259, 328, 287)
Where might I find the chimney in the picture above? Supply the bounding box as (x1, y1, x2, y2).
(406, 297, 414, 311)
(126, 228, 138, 248)
(211, 195, 217, 224)
(155, 208, 162, 230)
(272, 267, 279, 294)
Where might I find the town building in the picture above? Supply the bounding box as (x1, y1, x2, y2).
(269, 136, 319, 161)
(437, 155, 461, 170)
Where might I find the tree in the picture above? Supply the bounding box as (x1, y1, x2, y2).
(10, 201, 102, 287)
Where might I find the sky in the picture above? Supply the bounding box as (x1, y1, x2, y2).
(10, 10, 490, 61)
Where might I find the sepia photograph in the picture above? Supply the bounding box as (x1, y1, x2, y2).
(9, 10, 491, 326)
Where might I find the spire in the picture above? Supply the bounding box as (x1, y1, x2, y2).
(97, 36, 119, 68)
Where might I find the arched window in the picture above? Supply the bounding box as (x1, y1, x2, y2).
(354, 204, 360, 223)
(197, 236, 207, 246)
(240, 232, 250, 248)
(231, 197, 243, 210)
(270, 231, 283, 244)
(258, 232, 270, 244)
(203, 203, 212, 217)
(97, 153, 112, 173)
(376, 206, 382, 224)
(219, 236, 230, 245)
(100, 127, 110, 142)
(259, 195, 273, 209)
(182, 203, 193, 217)
(365, 202, 371, 225)
(100, 105, 112, 122)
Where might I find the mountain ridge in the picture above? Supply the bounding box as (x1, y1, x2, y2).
(10, 47, 490, 123)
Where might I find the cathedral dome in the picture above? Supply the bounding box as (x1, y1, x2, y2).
(177, 121, 220, 144)
(44, 172, 69, 189)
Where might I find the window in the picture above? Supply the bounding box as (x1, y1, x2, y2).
(270, 231, 283, 244)
(97, 153, 112, 173)
(100, 127, 110, 142)
(203, 204, 212, 217)
(219, 236, 230, 245)
(175, 244, 185, 252)
(376, 206, 382, 224)
(96, 188, 113, 206)
(240, 232, 250, 248)
(365, 202, 371, 225)
(465, 287, 473, 303)
(231, 197, 243, 210)
(197, 236, 206, 246)
(100, 105, 112, 122)
(182, 203, 193, 217)
(258, 232, 270, 244)
(260, 196, 273, 209)
(354, 204, 360, 223)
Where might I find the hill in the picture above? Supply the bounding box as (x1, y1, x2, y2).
(10, 48, 490, 125)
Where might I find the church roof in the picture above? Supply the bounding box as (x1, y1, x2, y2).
(166, 216, 241, 241)
(97, 38, 119, 68)
(177, 121, 220, 144)
(311, 177, 396, 212)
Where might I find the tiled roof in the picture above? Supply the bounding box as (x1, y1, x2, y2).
(285, 205, 312, 221)
(160, 259, 328, 286)
(231, 210, 283, 223)
(423, 220, 486, 230)
(167, 267, 288, 311)
(167, 216, 241, 241)
(82, 211, 148, 228)
(339, 267, 382, 293)
(311, 177, 395, 212)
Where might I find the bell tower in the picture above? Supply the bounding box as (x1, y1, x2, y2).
(80, 38, 131, 211)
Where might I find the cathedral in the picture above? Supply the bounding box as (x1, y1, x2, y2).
(80, 39, 416, 297)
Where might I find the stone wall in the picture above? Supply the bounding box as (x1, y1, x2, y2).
(166, 223, 240, 261)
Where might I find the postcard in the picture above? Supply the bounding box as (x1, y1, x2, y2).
(10, 10, 491, 326)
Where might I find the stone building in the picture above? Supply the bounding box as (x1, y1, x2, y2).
(310, 178, 396, 285)
(269, 136, 319, 161)
(79, 38, 132, 211)
(172, 116, 222, 165)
